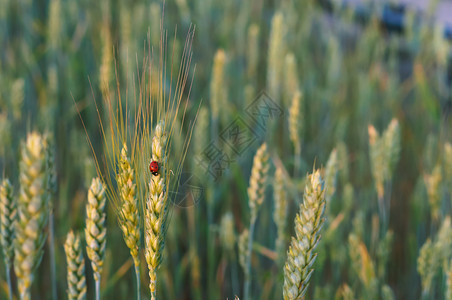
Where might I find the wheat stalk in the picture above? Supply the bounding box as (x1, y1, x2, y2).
(64, 230, 87, 300)
(85, 177, 107, 300)
(145, 121, 169, 300)
(283, 169, 326, 300)
(0, 179, 16, 300)
(14, 132, 50, 300)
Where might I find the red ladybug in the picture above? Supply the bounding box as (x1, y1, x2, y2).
(149, 161, 159, 176)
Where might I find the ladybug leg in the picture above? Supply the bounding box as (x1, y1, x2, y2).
(152, 171, 159, 176)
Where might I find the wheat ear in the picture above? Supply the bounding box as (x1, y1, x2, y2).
(244, 143, 269, 300)
(85, 177, 107, 300)
(117, 144, 141, 298)
(283, 169, 326, 300)
(145, 121, 168, 300)
(0, 179, 16, 300)
(14, 132, 50, 300)
(267, 11, 285, 99)
(64, 230, 87, 300)
(289, 90, 303, 177)
(418, 238, 439, 297)
(273, 166, 288, 266)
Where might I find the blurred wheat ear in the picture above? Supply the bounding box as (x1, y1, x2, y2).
(244, 143, 269, 300)
(85, 177, 107, 300)
(0, 178, 16, 300)
(283, 169, 326, 300)
(273, 166, 288, 266)
(14, 132, 50, 300)
(64, 230, 87, 300)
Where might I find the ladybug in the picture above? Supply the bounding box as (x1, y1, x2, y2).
(149, 161, 159, 176)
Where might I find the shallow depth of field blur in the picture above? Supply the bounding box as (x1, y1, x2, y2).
(1, 0, 452, 299)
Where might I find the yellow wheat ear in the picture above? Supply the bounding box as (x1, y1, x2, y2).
(14, 132, 50, 300)
(118, 144, 140, 267)
(145, 121, 169, 300)
(85, 177, 107, 300)
(64, 230, 87, 300)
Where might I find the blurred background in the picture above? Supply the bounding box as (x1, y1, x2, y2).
(1, 0, 452, 299)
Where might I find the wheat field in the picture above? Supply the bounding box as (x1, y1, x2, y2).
(0, 0, 452, 299)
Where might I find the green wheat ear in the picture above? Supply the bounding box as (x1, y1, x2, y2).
(14, 132, 50, 300)
(0, 179, 16, 269)
(0, 178, 16, 300)
(64, 230, 87, 300)
(273, 166, 288, 265)
(283, 169, 326, 300)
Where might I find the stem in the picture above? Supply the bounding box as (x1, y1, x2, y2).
(207, 187, 215, 297)
(149, 269, 157, 300)
(244, 217, 256, 300)
(95, 279, 101, 300)
(21, 287, 30, 300)
(294, 144, 301, 178)
(135, 264, 141, 300)
(377, 193, 386, 234)
(49, 210, 57, 300)
(230, 253, 239, 297)
(5, 265, 12, 300)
